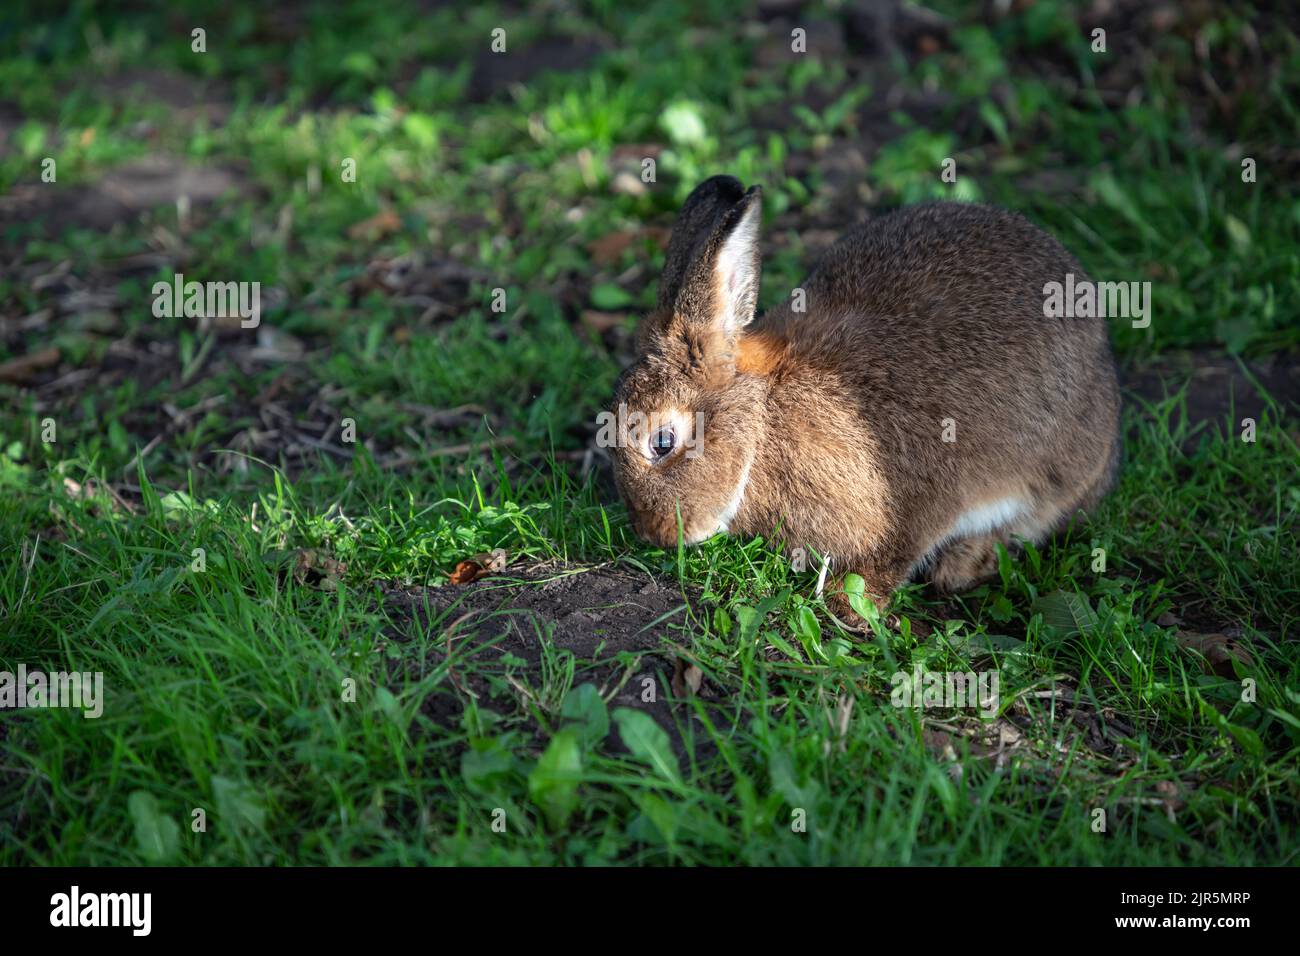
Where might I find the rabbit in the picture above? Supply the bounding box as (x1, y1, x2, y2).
(608, 175, 1121, 617)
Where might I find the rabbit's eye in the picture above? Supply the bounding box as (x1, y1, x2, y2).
(649, 426, 676, 459)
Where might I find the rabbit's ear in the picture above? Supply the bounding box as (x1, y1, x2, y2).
(674, 184, 763, 339)
(656, 175, 749, 312)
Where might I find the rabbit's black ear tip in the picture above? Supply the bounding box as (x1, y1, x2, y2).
(694, 174, 746, 203)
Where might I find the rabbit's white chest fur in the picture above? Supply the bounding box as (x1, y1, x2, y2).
(712, 455, 754, 535)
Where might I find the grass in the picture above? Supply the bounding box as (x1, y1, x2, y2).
(1, 0, 1298, 865)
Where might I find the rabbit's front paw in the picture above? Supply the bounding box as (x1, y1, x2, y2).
(825, 570, 902, 632)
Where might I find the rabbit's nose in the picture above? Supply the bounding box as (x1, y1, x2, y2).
(636, 517, 662, 544)
(628, 507, 663, 545)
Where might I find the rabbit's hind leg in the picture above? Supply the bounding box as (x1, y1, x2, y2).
(929, 532, 1009, 594)
(930, 449, 1119, 595)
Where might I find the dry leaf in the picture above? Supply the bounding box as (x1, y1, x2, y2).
(579, 310, 627, 333)
(447, 561, 480, 584)
(1175, 630, 1252, 677)
(671, 658, 704, 698)
(0, 346, 60, 384)
(586, 226, 668, 264)
(347, 207, 401, 241)
(586, 230, 640, 265)
(293, 549, 348, 589)
(683, 663, 702, 694)
(448, 548, 508, 585)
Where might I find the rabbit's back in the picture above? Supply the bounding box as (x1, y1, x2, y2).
(761, 202, 1118, 445)
(796, 202, 1104, 346)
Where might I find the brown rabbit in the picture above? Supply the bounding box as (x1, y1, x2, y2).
(608, 175, 1120, 613)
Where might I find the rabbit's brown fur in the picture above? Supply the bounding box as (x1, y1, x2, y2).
(610, 176, 1120, 609)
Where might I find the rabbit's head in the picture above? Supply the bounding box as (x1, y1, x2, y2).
(609, 176, 768, 547)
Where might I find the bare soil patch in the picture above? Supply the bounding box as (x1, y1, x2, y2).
(381, 563, 721, 761)
(1122, 350, 1300, 430)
